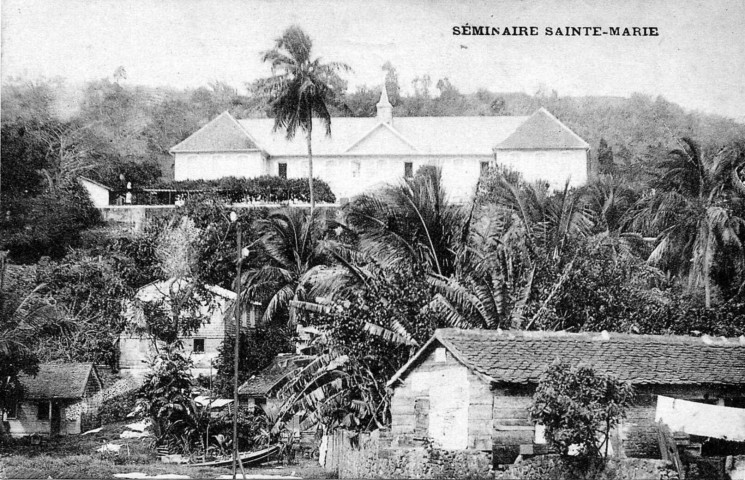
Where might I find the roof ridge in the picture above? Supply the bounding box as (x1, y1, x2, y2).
(435, 327, 745, 345)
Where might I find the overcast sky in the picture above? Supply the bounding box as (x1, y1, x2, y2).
(2, 0, 743, 120)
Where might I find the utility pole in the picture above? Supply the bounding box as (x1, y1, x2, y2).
(230, 212, 247, 479)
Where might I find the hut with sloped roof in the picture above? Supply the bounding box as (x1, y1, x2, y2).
(387, 329, 745, 461)
(3, 363, 103, 437)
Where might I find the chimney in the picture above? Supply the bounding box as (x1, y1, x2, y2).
(376, 82, 393, 125)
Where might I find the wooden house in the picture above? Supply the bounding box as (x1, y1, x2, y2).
(118, 277, 261, 378)
(4, 363, 103, 437)
(387, 329, 745, 461)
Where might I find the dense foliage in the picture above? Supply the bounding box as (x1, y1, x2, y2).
(151, 176, 336, 204)
(529, 360, 634, 459)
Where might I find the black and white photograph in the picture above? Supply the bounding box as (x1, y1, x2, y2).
(1, 0, 744, 478)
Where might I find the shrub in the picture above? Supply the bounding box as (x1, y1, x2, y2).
(529, 360, 634, 461)
(98, 390, 138, 425)
(148, 176, 336, 204)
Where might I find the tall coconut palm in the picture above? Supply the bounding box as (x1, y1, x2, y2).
(259, 25, 349, 214)
(628, 138, 745, 307)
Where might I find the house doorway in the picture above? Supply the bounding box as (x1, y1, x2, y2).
(50, 402, 61, 436)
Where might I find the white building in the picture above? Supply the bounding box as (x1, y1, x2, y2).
(78, 177, 112, 207)
(170, 86, 590, 203)
(118, 278, 260, 378)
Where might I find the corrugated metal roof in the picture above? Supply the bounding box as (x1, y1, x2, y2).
(390, 329, 745, 387)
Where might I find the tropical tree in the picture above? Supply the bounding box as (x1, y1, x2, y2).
(474, 168, 595, 329)
(345, 166, 465, 278)
(258, 25, 349, 213)
(0, 275, 47, 436)
(529, 360, 634, 461)
(239, 208, 330, 325)
(628, 138, 745, 307)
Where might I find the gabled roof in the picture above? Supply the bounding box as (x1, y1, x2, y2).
(18, 363, 101, 400)
(78, 176, 112, 190)
(136, 277, 236, 302)
(237, 354, 315, 397)
(170, 111, 261, 153)
(495, 108, 589, 150)
(238, 116, 528, 156)
(388, 329, 745, 387)
(173, 108, 588, 157)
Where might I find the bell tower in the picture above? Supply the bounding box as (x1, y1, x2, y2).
(376, 82, 393, 125)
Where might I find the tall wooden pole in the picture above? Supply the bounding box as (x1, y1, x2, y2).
(233, 226, 241, 478)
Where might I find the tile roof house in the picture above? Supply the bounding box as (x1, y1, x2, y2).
(170, 86, 590, 203)
(4, 363, 103, 437)
(387, 329, 745, 461)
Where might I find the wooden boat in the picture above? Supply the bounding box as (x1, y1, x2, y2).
(188, 444, 280, 467)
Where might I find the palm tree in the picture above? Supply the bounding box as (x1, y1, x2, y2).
(239, 208, 330, 325)
(628, 138, 745, 308)
(259, 26, 349, 214)
(345, 165, 466, 278)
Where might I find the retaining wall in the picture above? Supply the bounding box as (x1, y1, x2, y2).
(324, 429, 681, 479)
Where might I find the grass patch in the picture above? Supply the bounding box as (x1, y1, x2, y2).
(0, 420, 334, 479)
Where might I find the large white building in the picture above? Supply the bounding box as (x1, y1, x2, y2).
(170, 86, 590, 203)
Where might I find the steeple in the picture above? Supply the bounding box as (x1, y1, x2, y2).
(376, 81, 393, 125)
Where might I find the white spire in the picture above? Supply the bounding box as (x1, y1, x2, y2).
(376, 80, 393, 124)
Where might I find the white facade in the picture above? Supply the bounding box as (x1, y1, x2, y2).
(496, 149, 589, 189)
(174, 151, 265, 181)
(78, 177, 111, 207)
(119, 279, 260, 378)
(170, 87, 591, 203)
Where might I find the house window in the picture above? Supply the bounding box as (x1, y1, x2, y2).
(278, 163, 287, 179)
(480, 161, 490, 175)
(404, 162, 413, 178)
(352, 160, 361, 178)
(434, 347, 447, 362)
(193, 339, 205, 354)
(37, 402, 49, 420)
(6, 403, 18, 419)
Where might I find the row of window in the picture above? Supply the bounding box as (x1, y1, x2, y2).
(277, 161, 491, 179)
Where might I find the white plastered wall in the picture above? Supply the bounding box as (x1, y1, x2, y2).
(495, 149, 588, 190)
(174, 152, 265, 181)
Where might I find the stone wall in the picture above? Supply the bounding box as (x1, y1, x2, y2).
(326, 429, 680, 480)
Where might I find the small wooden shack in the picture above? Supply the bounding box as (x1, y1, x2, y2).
(4, 363, 103, 437)
(387, 329, 745, 460)
(237, 354, 315, 410)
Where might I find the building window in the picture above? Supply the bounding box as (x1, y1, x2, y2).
(193, 339, 205, 354)
(351, 160, 361, 178)
(6, 403, 18, 419)
(404, 162, 413, 178)
(480, 161, 489, 175)
(278, 163, 287, 179)
(434, 347, 447, 362)
(37, 402, 49, 420)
